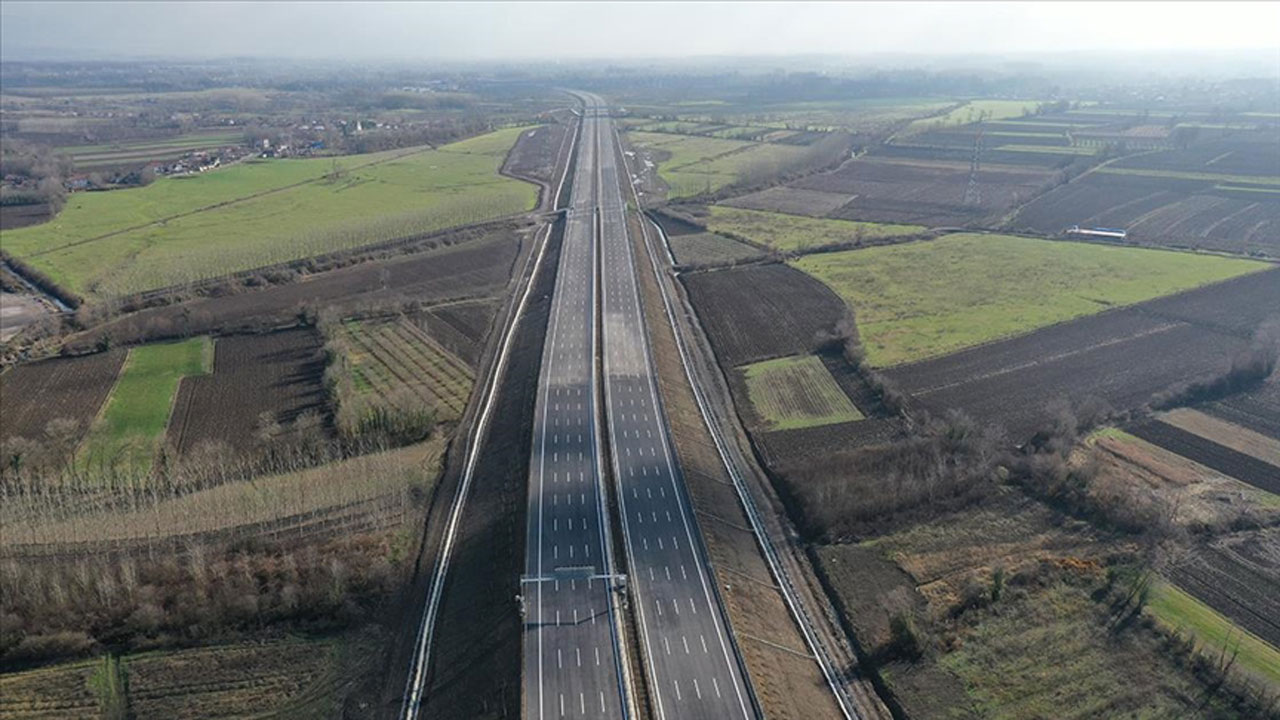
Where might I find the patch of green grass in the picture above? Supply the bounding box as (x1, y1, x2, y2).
(1099, 166, 1280, 186)
(6, 128, 537, 298)
(941, 581, 1213, 718)
(907, 99, 1047, 132)
(1148, 579, 1280, 689)
(627, 131, 809, 198)
(740, 354, 863, 430)
(668, 231, 763, 265)
(81, 336, 212, 473)
(706, 206, 924, 252)
(793, 233, 1269, 366)
(995, 144, 1099, 155)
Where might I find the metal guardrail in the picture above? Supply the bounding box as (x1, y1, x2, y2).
(616, 125, 863, 720)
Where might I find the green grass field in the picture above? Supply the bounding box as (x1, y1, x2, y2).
(1098, 166, 1280, 186)
(793, 233, 1269, 366)
(740, 354, 863, 430)
(668, 232, 763, 266)
(940, 582, 1215, 718)
(58, 131, 244, 167)
(1147, 579, 1280, 689)
(907, 99, 1046, 132)
(706, 206, 924, 252)
(80, 336, 212, 473)
(6, 127, 536, 298)
(627, 131, 809, 198)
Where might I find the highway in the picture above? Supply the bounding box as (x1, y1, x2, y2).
(592, 93, 756, 719)
(520, 91, 755, 719)
(521, 99, 629, 720)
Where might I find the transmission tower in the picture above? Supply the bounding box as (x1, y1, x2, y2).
(963, 127, 984, 207)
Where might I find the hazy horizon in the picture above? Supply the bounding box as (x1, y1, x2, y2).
(3, 1, 1278, 66)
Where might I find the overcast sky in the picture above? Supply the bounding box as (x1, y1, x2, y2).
(3, 1, 1278, 62)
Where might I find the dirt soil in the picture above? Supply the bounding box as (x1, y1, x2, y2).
(0, 347, 125, 443)
(166, 328, 328, 455)
(884, 269, 1280, 443)
(67, 229, 523, 353)
(403, 220, 562, 720)
(0, 291, 54, 342)
(680, 263, 847, 367)
(1166, 528, 1280, 649)
(1128, 419, 1280, 496)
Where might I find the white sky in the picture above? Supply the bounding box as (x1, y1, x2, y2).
(3, 1, 1278, 62)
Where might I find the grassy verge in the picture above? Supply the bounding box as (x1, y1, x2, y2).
(706, 205, 924, 252)
(740, 354, 863, 430)
(793, 233, 1269, 366)
(5, 127, 537, 298)
(627, 131, 810, 198)
(1099, 166, 1280, 186)
(80, 336, 212, 474)
(1147, 578, 1280, 689)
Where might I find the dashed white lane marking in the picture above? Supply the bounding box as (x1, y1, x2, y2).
(694, 678, 703, 699)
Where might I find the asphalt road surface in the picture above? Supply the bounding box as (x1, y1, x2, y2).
(593, 93, 756, 720)
(521, 101, 629, 719)
(522, 91, 755, 720)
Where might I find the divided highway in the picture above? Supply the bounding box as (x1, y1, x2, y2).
(594, 90, 756, 719)
(521, 100, 629, 719)
(519, 91, 757, 719)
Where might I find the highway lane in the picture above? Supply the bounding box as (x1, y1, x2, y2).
(521, 105, 629, 720)
(591, 93, 757, 720)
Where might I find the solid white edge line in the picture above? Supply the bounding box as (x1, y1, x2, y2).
(617, 124, 861, 720)
(400, 99, 581, 720)
(600, 122, 754, 719)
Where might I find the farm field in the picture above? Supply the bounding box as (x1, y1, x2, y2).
(882, 268, 1280, 441)
(903, 99, 1046, 132)
(4, 127, 537, 298)
(720, 185, 854, 217)
(1012, 170, 1280, 257)
(739, 354, 863, 430)
(811, 493, 1238, 720)
(793, 233, 1269, 366)
(1147, 578, 1280, 690)
(1204, 376, 1280, 440)
(503, 121, 570, 188)
(57, 130, 243, 168)
(626, 130, 810, 198)
(80, 336, 212, 473)
(681, 262, 848, 366)
(3, 435, 442, 548)
(1157, 407, 1280, 466)
(622, 96, 951, 135)
(415, 300, 498, 367)
(0, 638, 343, 720)
(668, 232, 762, 266)
(69, 227, 521, 353)
(1084, 428, 1280, 534)
(792, 156, 1056, 227)
(1164, 528, 1280, 653)
(0, 348, 125, 444)
(335, 317, 475, 423)
(1127, 419, 1280, 496)
(167, 329, 328, 456)
(704, 206, 924, 251)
